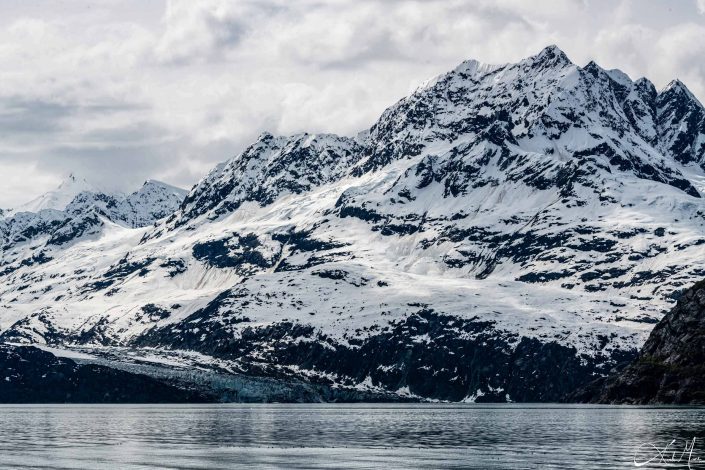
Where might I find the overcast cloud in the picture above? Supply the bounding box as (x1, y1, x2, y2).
(0, 0, 704, 207)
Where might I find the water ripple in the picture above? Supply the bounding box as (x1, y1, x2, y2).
(0, 404, 702, 469)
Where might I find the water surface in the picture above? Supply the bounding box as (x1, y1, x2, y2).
(0, 404, 703, 469)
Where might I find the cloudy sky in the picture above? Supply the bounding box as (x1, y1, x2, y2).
(0, 0, 704, 207)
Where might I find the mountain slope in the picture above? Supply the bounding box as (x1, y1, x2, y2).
(1, 46, 705, 401)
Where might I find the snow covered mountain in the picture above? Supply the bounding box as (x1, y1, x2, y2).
(2, 45, 705, 402)
(65, 179, 188, 229)
(7, 174, 97, 215)
(0, 179, 186, 271)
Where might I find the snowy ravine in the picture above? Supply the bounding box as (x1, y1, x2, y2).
(2, 45, 705, 402)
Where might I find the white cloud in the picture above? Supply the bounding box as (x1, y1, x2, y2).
(697, 0, 705, 14)
(0, 0, 702, 206)
(155, 0, 247, 64)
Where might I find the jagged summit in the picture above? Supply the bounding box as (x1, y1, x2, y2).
(151, 46, 705, 239)
(530, 44, 572, 67)
(582, 60, 601, 71)
(9, 173, 97, 215)
(660, 78, 703, 105)
(451, 58, 507, 81)
(424, 45, 572, 95)
(141, 179, 188, 195)
(656, 78, 705, 165)
(63, 178, 188, 229)
(634, 77, 657, 97)
(539, 44, 569, 57)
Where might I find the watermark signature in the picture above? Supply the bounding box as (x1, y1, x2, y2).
(635, 438, 703, 468)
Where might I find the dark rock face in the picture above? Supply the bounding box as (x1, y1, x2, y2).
(82, 254, 156, 294)
(192, 233, 278, 274)
(134, 306, 635, 402)
(0, 344, 206, 403)
(576, 279, 705, 404)
(47, 212, 104, 246)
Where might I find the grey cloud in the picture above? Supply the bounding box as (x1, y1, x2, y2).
(23, 130, 247, 197)
(0, 98, 73, 136)
(76, 121, 167, 146)
(0, 96, 147, 140)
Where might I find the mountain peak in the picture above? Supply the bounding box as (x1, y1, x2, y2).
(582, 60, 612, 80)
(452, 58, 506, 79)
(656, 78, 705, 166)
(634, 77, 656, 93)
(661, 79, 703, 107)
(664, 78, 686, 90)
(140, 179, 188, 197)
(530, 44, 572, 68)
(256, 131, 275, 142)
(56, 173, 93, 191)
(10, 173, 97, 215)
(142, 179, 177, 188)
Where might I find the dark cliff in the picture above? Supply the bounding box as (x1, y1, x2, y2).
(574, 279, 705, 404)
(0, 345, 207, 403)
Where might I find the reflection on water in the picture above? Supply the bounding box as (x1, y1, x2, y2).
(0, 404, 703, 469)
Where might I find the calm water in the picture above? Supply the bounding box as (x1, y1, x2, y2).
(0, 404, 704, 469)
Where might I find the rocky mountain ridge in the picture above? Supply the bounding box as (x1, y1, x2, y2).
(0, 178, 186, 249)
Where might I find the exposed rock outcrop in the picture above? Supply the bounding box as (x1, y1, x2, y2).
(574, 279, 705, 404)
